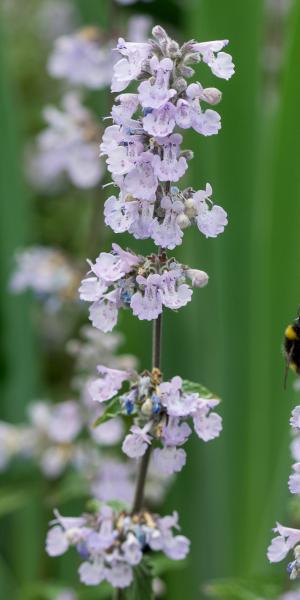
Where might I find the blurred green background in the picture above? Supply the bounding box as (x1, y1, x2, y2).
(1, 0, 300, 598)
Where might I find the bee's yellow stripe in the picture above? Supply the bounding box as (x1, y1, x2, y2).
(285, 325, 299, 340)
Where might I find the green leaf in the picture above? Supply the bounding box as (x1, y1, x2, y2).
(92, 396, 123, 428)
(181, 379, 220, 401)
(124, 558, 154, 600)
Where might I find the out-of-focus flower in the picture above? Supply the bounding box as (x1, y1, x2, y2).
(27, 93, 103, 190)
(10, 246, 80, 307)
(67, 325, 138, 373)
(48, 27, 114, 89)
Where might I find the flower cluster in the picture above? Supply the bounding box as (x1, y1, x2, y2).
(46, 506, 189, 589)
(79, 243, 208, 331)
(101, 27, 234, 249)
(28, 93, 103, 190)
(88, 367, 222, 475)
(10, 246, 80, 307)
(268, 405, 300, 578)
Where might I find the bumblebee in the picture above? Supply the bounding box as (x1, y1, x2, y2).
(284, 312, 300, 387)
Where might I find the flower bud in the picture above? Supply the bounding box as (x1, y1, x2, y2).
(180, 149, 194, 161)
(176, 214, 191, 229)
(201, 87, 223, 105)
(141, 398, 153, 416)
(178, 65, 195, 78)
(173, 77, 188, 93)
(167, 40, 180, 58)
(183, 52, 201, 65)
(184, 197, 197, 219)
(186, 269, 209, 288)
(152, 26, 169, 44)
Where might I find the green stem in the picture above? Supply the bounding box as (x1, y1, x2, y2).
(131, 312, 163, 514)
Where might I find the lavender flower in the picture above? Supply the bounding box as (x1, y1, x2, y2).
(28, 93, 103, 190)
(48, 27, 114, 89)
(79, 246, 207, 330)
(45, 506, 190, 589)
(101, 26, 234, 250)
(98, 368, 223, 474)
(10, 246, 80, 306)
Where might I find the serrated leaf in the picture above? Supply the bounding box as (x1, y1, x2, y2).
(93, 396, 123, 428)
(124, 558, 154, 600)
(181, 379, 220, 401)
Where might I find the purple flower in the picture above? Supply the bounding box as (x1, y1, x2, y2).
(289, 463, 300, 495)
(185, 268, 209, 288)
(46, 525, 69, 556)
(48, 29, 113, 89)
(152, 195, 184, 250)
(122, 424, 151, 458)
(186, 84, 221, 136)
(162, 417, 192, 446)
(138, 56, 176, 109)
(46, 401, 82, 444)
(175, 99, 192, 129)
(291, 406, 300, 430)
(79, 561, 105, 585)
(160, 269, 192, 310)
(162, 534, 190, 560)
(89, 245, 139, 282)
(192, 398, 222, 441)
(88, 366, 130, 403)
(148, 512, 190, 560)
(194, 184, 228, 238)
(88, 506, 116, 551)
(100, 125, 124, 156)
(152, 446, 186, 474)
(130, 274, 163, 320)
(106, 562, 133, 588)
(143, 102, 176, 137)
(91, 459, 134, 504)
(89, 293, 119, 333)
(159, 376, 197, 417)
(122, 533, 143, 565)
(153, 134, 188, 182)
(112, 39, 151, 92)
(111, 94, 139, 125)
(268, 523, 300, 563)
(128, 201, 155, 239)
(192, 40, 235, 80)
(29, 93, 103, 190)
(106, 140, 143, 176)
(79, 277, 108, 302)
(104, 194, 136, 234)
(123, 151, 158, 201)
(175, 84, 221, 136)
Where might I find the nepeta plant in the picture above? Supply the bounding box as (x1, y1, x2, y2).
(46, 25, 235, 594)
(268, 403, 300, 579)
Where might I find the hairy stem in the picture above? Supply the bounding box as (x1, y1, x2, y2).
(132, 312, 163, 514)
